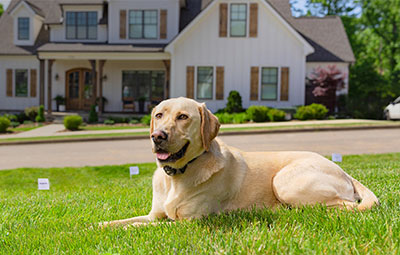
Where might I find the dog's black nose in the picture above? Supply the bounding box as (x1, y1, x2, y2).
(151, 130, 168, 144)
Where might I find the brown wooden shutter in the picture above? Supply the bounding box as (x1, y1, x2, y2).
(249, 3, 258, 38)
(120, 10, 126, 39)
(219, 3, 228, 37)
(250, 67, 259, 100)
(216, 67, 224, 100)
(280, 67, 289, 101)
(6, 69, 13, 97)
(160, 9, 167, 39)
(186, 66, 195, 99)
(30, 69, 37, 98)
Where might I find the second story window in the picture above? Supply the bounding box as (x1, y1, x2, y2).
(129, 10, 158, 39)
(18, 17, 30, 40)
(66, 12, 98, 40)
(230, 4, 247, 37)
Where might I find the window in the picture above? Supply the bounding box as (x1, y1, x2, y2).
(197, 67, 213, 100)
(261, 67, 278, 100)
(129, 10, 158, 39)
(66, 11, 98, 40)
(18, 17, 29, 40)
(15, 69, 28, 97)
(122, 71, 165, 101)
(230, 4, 247, 37)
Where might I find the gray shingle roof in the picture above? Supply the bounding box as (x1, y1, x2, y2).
(37, 43, 165, 52)
(292, 16, 355, 62)
(0, 0, 355, 62)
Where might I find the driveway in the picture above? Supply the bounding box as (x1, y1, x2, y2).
(1, 128, 399, 170)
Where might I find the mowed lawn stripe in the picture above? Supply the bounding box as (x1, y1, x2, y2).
(0, 153, 399, 254)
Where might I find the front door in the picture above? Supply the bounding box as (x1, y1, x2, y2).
(66, 68, 95, 111)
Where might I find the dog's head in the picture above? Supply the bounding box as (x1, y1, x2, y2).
(150, 97, 220, 169)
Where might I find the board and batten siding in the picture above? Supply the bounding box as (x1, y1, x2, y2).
(0, 56, 40, 110)
(168, 0, 309, 112)
(108, 0, 179, 44)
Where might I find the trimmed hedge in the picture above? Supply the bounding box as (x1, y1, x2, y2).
(141, 115, 151, 125)
(0, 117, 11, 133)
(64, 115, 83, 131)
(294, 103, 328, 120)
(246, 106, 270, 122)
(268, 109, 286, 122)
(215, 112, 250, 124)
(35, 105, 45, 123)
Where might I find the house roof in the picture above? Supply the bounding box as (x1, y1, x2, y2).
(0, 0, 355, 63)
(292, 16, 355, 62)
(37, 43, 166, 53)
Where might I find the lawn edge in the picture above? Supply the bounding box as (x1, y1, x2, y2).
(1, 124, 399, 146)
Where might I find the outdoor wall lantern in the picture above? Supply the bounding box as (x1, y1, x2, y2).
(55, 74, 59, 81)
(102, 75, 108, 81)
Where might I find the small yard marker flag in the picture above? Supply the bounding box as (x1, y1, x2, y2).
(129, 166, 139, 178)
(38, 178, 50, 190)
(332, 153, 343, 163)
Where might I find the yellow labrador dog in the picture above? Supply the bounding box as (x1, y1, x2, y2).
(103, 97, 379, 227)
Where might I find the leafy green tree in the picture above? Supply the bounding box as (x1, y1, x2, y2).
(0, 4, 4, 17)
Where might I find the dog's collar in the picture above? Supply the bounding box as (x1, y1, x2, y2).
(163, 152, 205, 176)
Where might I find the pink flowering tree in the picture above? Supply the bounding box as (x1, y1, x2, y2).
(307, 65, 347, 112)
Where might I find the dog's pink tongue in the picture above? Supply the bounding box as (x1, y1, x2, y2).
(157, 152, 170, 160)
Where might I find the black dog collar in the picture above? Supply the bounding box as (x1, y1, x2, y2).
(163, 152, 205, 176)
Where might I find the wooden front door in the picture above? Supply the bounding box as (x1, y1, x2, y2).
(66, 68, 95, 111)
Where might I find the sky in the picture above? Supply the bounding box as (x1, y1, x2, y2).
(0, 0, 309, 13)
(0, 0, 11, 9)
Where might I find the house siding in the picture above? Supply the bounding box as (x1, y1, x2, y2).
(169, 0, 308, 112)
(0, 56, 40, 110)
(108, 0, 180, 44)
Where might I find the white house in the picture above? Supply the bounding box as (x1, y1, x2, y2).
(0, 0, 354, 113)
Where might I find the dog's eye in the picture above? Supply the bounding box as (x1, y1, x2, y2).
(155, 113, 163, 119)
(177, 114, 188, 120)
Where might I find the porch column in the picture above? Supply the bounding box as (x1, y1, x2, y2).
(163, 60, 171, 99)
(89, 60, 97, 107)
(98, 60, 106, 113)
(39, 59, 45, 105)
(47, 59, 54, 115)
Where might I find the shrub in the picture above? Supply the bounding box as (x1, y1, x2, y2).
(294, 104, 329, 120)
(35, 105, 45, 123)
(267, 109, 286, 122)
(0, 117, 11, 133)
(17, 112, 30, 123)
(10, 121, 20, 128)
(232, 113, 250, 124)
(141, 115, 151, 125)
(226, 91, 243, 113)
(2, 114, 18, 122)
(88, 105, 98, 123)
(129, 119, 139, 124)
(24, 106, 39, 122)
(215, 113, 234, 124)
(104, 119, 115, 125)
(107, 116, 130, 123)
(64, 115, 83, 131)
(246, 106, 270, 122)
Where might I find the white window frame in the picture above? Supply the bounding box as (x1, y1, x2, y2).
(228, 3, 249, 38)
(195, 66, 215, 100)
(255, 66, 282, 102)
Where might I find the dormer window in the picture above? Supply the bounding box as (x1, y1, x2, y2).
(66, 11, 98, 40)
(18, 17, 30, 40)
(129, 10, 158, 39)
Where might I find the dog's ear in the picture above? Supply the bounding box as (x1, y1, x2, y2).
(150, 107, 156, 135)
(199, 103, 220, 151)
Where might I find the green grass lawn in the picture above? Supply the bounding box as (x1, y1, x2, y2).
(81, 125, 148, 131)
(0, 153, 399, 254)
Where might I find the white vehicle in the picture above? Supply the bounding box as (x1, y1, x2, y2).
(384, 96, 400, 120)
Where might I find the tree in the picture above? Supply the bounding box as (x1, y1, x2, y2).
(0, 4, 4, 17)
(362, 0, 400, 96)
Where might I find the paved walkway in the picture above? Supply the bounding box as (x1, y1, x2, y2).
(0, 119, 390, 139)
(1, 128, 399, 170)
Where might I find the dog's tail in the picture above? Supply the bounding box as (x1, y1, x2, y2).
(351, 178, 380, 211)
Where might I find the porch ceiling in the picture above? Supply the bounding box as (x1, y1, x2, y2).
(37, 43, 170, 60)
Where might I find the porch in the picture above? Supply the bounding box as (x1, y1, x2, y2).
(37, 44, 171, 115)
